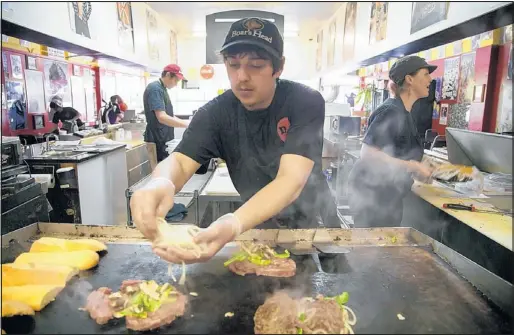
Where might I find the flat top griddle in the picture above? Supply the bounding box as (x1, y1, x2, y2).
(1, 224, 512, 334)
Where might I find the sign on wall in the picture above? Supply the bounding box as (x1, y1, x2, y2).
(369, 2, 388, 45)
(410, 2, 449, 34)
(200, 65, 214, 80)
(116, 2, 135, 53)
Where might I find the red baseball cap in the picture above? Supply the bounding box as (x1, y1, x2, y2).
(163, 64, 185, 80)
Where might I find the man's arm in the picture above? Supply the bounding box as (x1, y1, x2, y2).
(234, 154, 314, 232)
(360, 143, 411, 171)
(151, 152, 200, 194)
(155, 110, 189, 128)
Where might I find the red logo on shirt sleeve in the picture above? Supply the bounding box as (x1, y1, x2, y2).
(277, 117, 290, 142)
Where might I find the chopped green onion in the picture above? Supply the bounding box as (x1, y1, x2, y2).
(335, 292, 350, 305)
(298, 313, 306, 322)
(297, 328, 303, 334)
(273, 249, 290, 258)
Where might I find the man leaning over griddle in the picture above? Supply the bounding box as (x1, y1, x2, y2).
(130, 17, 338, 264)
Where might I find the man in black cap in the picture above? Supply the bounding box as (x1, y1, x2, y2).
(348, 55, 436, 228)
(130, 17, 338, 263)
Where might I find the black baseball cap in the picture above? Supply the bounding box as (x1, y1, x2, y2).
(389, 55, 437, 84)
(220, 17, 284, 59)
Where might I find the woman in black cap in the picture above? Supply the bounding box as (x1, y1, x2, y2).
(348, 55, 437, 228)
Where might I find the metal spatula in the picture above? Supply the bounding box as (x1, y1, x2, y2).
(312, 229, 351, 254)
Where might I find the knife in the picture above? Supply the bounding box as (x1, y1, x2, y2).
(442, 203, 512, 215)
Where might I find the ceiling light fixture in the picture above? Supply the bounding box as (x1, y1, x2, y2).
(214, 18, 276, 23)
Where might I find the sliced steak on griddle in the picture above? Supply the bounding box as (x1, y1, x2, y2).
(228, 258, 296, 277)
(125, 293, 187, 331)
(254, 292, 298, 334)
(298, 295, 346, 334)
(85, 287, 114, 325)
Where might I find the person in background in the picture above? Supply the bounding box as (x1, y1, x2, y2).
(131, 17, 339, 265)
(348, 56, 436, 228)
(101, 95, 128, 125)
(143, 64, 189, 162)
(49, 95, 84, 134)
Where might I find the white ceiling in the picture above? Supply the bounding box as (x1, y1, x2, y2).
(147, 1, 343, 38)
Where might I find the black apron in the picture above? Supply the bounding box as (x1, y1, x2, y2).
(235, 105, 338, 229)
(349, 112, 424, 228)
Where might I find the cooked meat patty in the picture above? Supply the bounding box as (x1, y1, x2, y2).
(298, 295, 346, 334)
(85, 287, 114, 325)
(125, 293, 187, 331)
(228, 258, 296, 277)
(85, 280, 186, 331)
(254, 292, 298, 334)
(255, 292, 354, 334)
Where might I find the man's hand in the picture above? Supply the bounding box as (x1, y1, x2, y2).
(152, 213, 241, 264)
(130, 177, 176, 240)
(407, 160, 434, 183)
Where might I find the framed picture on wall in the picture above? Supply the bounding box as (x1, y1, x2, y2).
(442, 56, 459, 101)
(73, 64, 81, 76)
(146, 9, 160, 61)
(327, 19, 336, 68)
(473, 84, 486, 103)
(117, 2, 135, 53)
(439, 103, 449, 125)
(369, 2, 388, 45)
(315, 30, 323, 72)
(410, 2, 449, 34)
(2, 52, 8, 76)
(68, 2, 92, 39)
(170, 29, 178, 64)
(342, 2, 357, 62)
(26, 56, 37, 70)
(33, 114, 45, 129)
(25, 69, 46, 114)
(10, 54, 23, 79)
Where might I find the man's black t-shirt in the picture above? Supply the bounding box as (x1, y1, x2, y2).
(52, 107, 80, 124)
(348, 97, 424, 227)
(175, 79, 331, 228)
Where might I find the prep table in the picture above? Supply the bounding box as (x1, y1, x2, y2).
(1, 222, 512, 334)
(199, 165, 241, 222)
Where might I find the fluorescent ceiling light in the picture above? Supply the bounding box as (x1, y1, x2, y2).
(214, 18, 275, 23)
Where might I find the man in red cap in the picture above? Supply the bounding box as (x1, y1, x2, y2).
(143, 64, 189, 162)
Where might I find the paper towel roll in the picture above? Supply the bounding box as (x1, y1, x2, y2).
(19, 174, 55, 188)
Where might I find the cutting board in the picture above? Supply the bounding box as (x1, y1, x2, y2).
(412, 182, 512, 251)
(203, 167, 239, 196)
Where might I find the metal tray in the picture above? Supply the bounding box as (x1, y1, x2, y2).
(1, 223, 512, 334)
